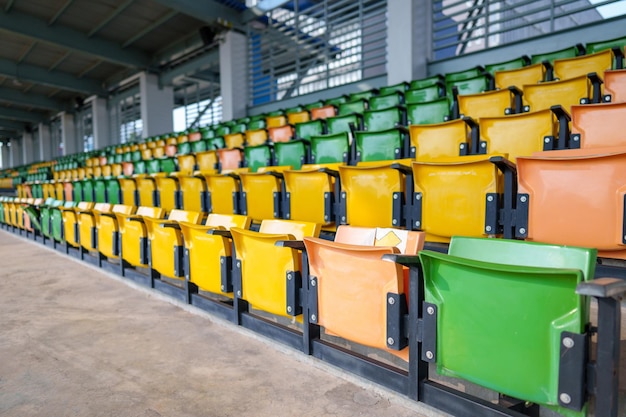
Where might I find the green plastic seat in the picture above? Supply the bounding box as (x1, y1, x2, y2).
(587, 35, 626, 69)
(121, 152, 131, 162)
(104, 178, 121, 204)
(114, 154, 123, 164)
(207, 137, 225, 150)
(410, 74, 444, 90)
(159, 158, 177, 174)
(274, 140, 307, 169)
(369, 92, 404, 110)
(363, 107, 405, 132)
(215, 125, 231, 137)
(310, 133, 350, 164)
(295, 119, 325, 140)
(445, 67, 484, 85)
(191, 140, 208, 153)
(348, 90, 377, 101)
(407, 98, 450, 125)
(73, 181, 84, 202)
(405, 85, 444, 104)
(355, 128, 405, 162)
(82, 180, 95, 202)
(131, 151, 142, 162)
(41, 199, 63, 239)
(418, 236, 595, 415)
(146, 160, 160, 175)
(244, 144, 272, 172)
(52, 201, 77, 242)
(447, 74, 491, 97)
(325, 96, 349, 107)
(134, 160, 147, 175)
(200, 127, 215, 139)
(378, 82, 409, 95)
(248, 119, 266, 130)
(178, 142, 191, 155)
(285, 105, 305, 114)
(231, 123, 247, 134)
(327, 114, 362, 135)
(338, 99, 368, 116)
(305, 101, 324, 110)
(485, 56, 530, 75)
(531, 45, 583, 65)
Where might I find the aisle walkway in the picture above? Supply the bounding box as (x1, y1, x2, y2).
(0, 231, 443, 417)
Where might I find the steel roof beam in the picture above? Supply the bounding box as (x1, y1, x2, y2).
(0, 9, 151, 68)
(88, 0, 134, 37)
(0, 119, 26, 131)
(0, 58, 106, 95)
(160, 49, 219, 85)
(150, 0, 243, 27)
(0, 107, 49, 123)
(0, 88, 70, 111)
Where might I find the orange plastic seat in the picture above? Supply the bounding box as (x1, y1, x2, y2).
(570, 102, 626, 148)
(515, 147, 626, 259)
(311, 105, 336, 120)
(603, 69, 626, 103)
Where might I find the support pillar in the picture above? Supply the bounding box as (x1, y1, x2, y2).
(387, 0, 432, 84)
(38, 123, 51, 162)
(140, 72, 173, 138)
(22, 131, 34, 164)
(91, 97, 111, 149)
(10, 138, 22, 167)
(1, 140, 10, 169)
(220, 30, 248, 121)
(60, 112, 78, 156)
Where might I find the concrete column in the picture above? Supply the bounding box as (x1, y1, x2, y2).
(60, 112, 78, 156)
(90, 96, 111, 149)
(22, 131, 34, 164)
(1, 140, 10, 169)
(38, 123, 51, 161)
(220, 30, 248, 121)
(387, 0, 432, 84)
(139, 72, 173, 138)
(10, 138, 22, 167)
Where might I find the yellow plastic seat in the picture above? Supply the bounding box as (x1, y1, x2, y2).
(516, 147, 626, 259)
(177, 175, 206, 212)
(179, 214, 252, 295)
(195, 150, 218, 174)
(224, 132, 244, 149)
(603, 69, 626, 103)
(60, 202, 95, 247)
(457, 88, 520, 119)
(77, 203, 113, 252)
(245, 129, 269, 147)
(176, 154, 196, 176)
(304, 226, 425, 361)
(134, 176, 157, 207)
(141, 148, 153, 160)
(553, 49, 614, 81)
(570, 102, 626, 148)
(338, 162, 410, 228)
(239, 167, 287, 223)
(266, 114, 287, 128)
(287, 111, 310, 125)
(411, 155, 505, 243)
(494, 63, 546, 89)
(478, 108, 563, 160)
(144, 209, 203, 279)
(94, 204, 136, 260)
(409, 118, 473, 159)
(154, 176, 180, 213)
(282, 164, 341, 226)
(199, 173, 241, 215)
(523, 75, 592, 112)
(231, 219, 321, 319)
(117, 206, 166, 268)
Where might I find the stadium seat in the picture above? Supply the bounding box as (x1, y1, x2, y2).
(484, 55, 530, 75)
(179, 214, 251, 310)
(408, 155, 508, 242)
(410, 74, 444, 90)
(144, 209, 203, 281)
(494, 63, 546, 89)
(354, 128, 407, 162)
(310, 105, 336, 120)
(77, 202, 113, 255)
(230, 219, 321, 326)
(531, 44, 584, 79)
(523, 75, 596, 112)
(478, 107, 569, 158)
(273, 140, 307, 170)
(587, 35, 626, 68)
(457, 87, 522, 119)
(362, 106, 407, 132)
(304, 226, 425, 361)
(570, 102, 626, 148)
(369, 91, 404, 110)
(378, 82, 409, 95)
(406, 98, 450, 125)
(405, 85, 444, 104)
(337, 99, 368, 116)
(60, 202, 95, 248)
(238, 167, 287, 223)
(387, 235, 619, 416)
(94, 204, 136, 262)
(117, 206, 166, 271)
(408, 117, 475, 158)
(514, 147, 626, 259)
(603, 69, 626, 103)
(282, 164, 340, 226)
(199, 172, 242, 215)
(295, 118, 326, 141)
(552, 49, 614, 81)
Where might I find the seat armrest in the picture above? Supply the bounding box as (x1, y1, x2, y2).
(576, 277, 626, 299)
(382, 254, 421, 267)
(161, 223, 181, 230)
(275, 240, 305, 250)
(206, 229, 232, 237)
(317, 168, 339, 178)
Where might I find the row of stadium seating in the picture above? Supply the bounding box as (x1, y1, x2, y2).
(2, 36, 626, 417)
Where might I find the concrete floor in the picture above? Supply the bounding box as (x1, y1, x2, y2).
(0, 230, 445, 417)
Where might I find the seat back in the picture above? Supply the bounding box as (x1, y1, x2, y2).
(304, 227, 425, 360)
(274, 140, 306, 169)
(553, 49, 614, 81)
(517, 147, 626, 259)
(410, 74, 444, 90)
(458, 89, 517, 119)
(363, 107, 405, 132)
(295, 119, 325, 141)
(245, 129, 269, 147)
(485, 56, 529, 75)
(478, 109, 558, 161)
(310, 105, 336, 120)
(405, 85, 442, 104)
(244, 145, 272, 173)
(369, 92, 403, 110)
(283, 166, 337, 225)
(409, 118, 470, 159)
(178, 176, 205, 212)
(412, 155, 503, 243)
(310, 133, 350, 164)
(419, 237, 594, 410)
(494, 63, 545, 89)
(355, 128, 404, 162)
(217, 149, 243, 172)
(231, 219, 320, 317)
(266, 114, 287, 128)
(196, 150, 218, 173)
(531, 45, 580, 65)
(327, 114, 361, 135)
(407, 98, 450, 125)
(570, 102, 626, 148)
(268, 125, 294, 143)
(239, 168, 285, 222)
(604, 69, 626, 103)
(523, 75, 591, 112)
(287, 110, 310, 125)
